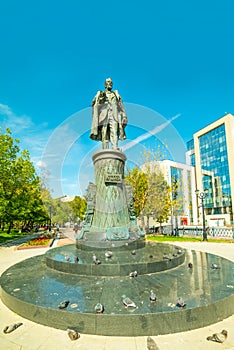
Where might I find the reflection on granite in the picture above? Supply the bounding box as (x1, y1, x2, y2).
(45, 243, 185, 276)
(1, 243, 234, 336)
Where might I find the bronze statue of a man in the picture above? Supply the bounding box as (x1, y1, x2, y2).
(90, 78, 128, 149)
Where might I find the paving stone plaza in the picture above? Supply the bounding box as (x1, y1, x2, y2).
(0, 231, 234, 350)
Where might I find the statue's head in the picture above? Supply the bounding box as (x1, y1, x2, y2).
(105, 78, 113, 91)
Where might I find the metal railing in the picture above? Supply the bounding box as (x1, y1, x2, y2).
(148, 225, 234, 239)
(178, 226, 234, 239)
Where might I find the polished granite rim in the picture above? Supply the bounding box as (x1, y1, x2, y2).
(1, 243, 234, 336)
(45, 242, 185, 276)
(75, 236, 146, 250)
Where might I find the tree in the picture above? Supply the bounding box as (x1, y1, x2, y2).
(171, 176, 184, 235)
(125, 150, 171, 230)
(124, 167, 148, 217)
(140, 159, 171, 230)
(43, 195, 87, 227)
(0, 128, 48, 232)
(69, 196, 87, 223)
(50, 199, 72, 226)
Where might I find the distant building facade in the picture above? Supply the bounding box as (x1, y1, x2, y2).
(159, 160, 197, 227)
(141, 159, 197, 229)
(186, 113, 234, 227)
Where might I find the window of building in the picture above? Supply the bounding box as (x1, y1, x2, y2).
(170, 167, 184, 215)
(187, 139, 194, 151)
(190, 153, 195, 166)
(198, 123, 231, 210)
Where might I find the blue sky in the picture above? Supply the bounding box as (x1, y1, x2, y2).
(0, 1, 234, 198)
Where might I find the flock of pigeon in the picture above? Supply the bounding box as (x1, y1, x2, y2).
(3, 249, 227, 347)
(52, 250, 224, 346)
(64, 254, 79, 263)
(2, 322, 228, 347)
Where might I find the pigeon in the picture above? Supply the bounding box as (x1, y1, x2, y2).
(188, 262, 193, 268)
(93, 254, 101, 265)
(122, 296, 136, 308)
(95, 303, 104, 313)
(176, 297, 186, 308)
(211, 263, 220, 269)
(129, 270, 138, 278)
(3, 323, 23, 334)
(172, 253, 178, 257)
(163, 254, 171, 261)
(207, 329, 228, 343)
(58, 300, 70, 309)
(105, 250, 112, 258)
(67, 328, 80, 340)
(74, 255, 79, 263)
(147, 336, 159, 350)
(131, 250, 136, 255)
(150, 290, 157, 302)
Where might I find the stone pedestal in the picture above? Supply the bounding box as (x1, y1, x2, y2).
(78, 149, 144, 245)
(92, 150, 129, 231)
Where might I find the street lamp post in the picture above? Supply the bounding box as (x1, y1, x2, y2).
(172, 177, 178, 236)
(195, 189, 208, 241)
(49, 205, 52, 230)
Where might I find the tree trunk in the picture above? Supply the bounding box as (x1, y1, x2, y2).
(7, 221, 13, 234)
(140, 213, 145, 230)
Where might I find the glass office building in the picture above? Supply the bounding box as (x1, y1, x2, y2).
(187, 113, 234, 226)
(170, 166, 184, 215)
(159, 160, 197, 225)
(199, 124, 231, 210)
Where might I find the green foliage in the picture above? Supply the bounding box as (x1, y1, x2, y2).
(0, 129, 87, 231)
(45, 195, 87, 226)
(0, 128, 48, 232)
(125, 149, 171, 226)
(69, 196, 87, 221)
(171, 176, 184, 216)
(142, 162, 171, 224)
(125, 168, 148, 217)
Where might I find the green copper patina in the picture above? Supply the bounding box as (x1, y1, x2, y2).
(90, 77, 127, 150)
(78, 79, 144, 245)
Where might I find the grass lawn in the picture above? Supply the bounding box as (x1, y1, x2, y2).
(0, 231, 30, 244)
(146, 234, 234, 244)
(1, 230, 233, 245)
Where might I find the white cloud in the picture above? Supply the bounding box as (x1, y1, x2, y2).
(36, 160, 47, 168)
(0, 103, 34, 132)
(0, 102, 184, 198)
(0, 102, 53, 166)
(0, 103, 14, 117)
(0, 102, 90, 197)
